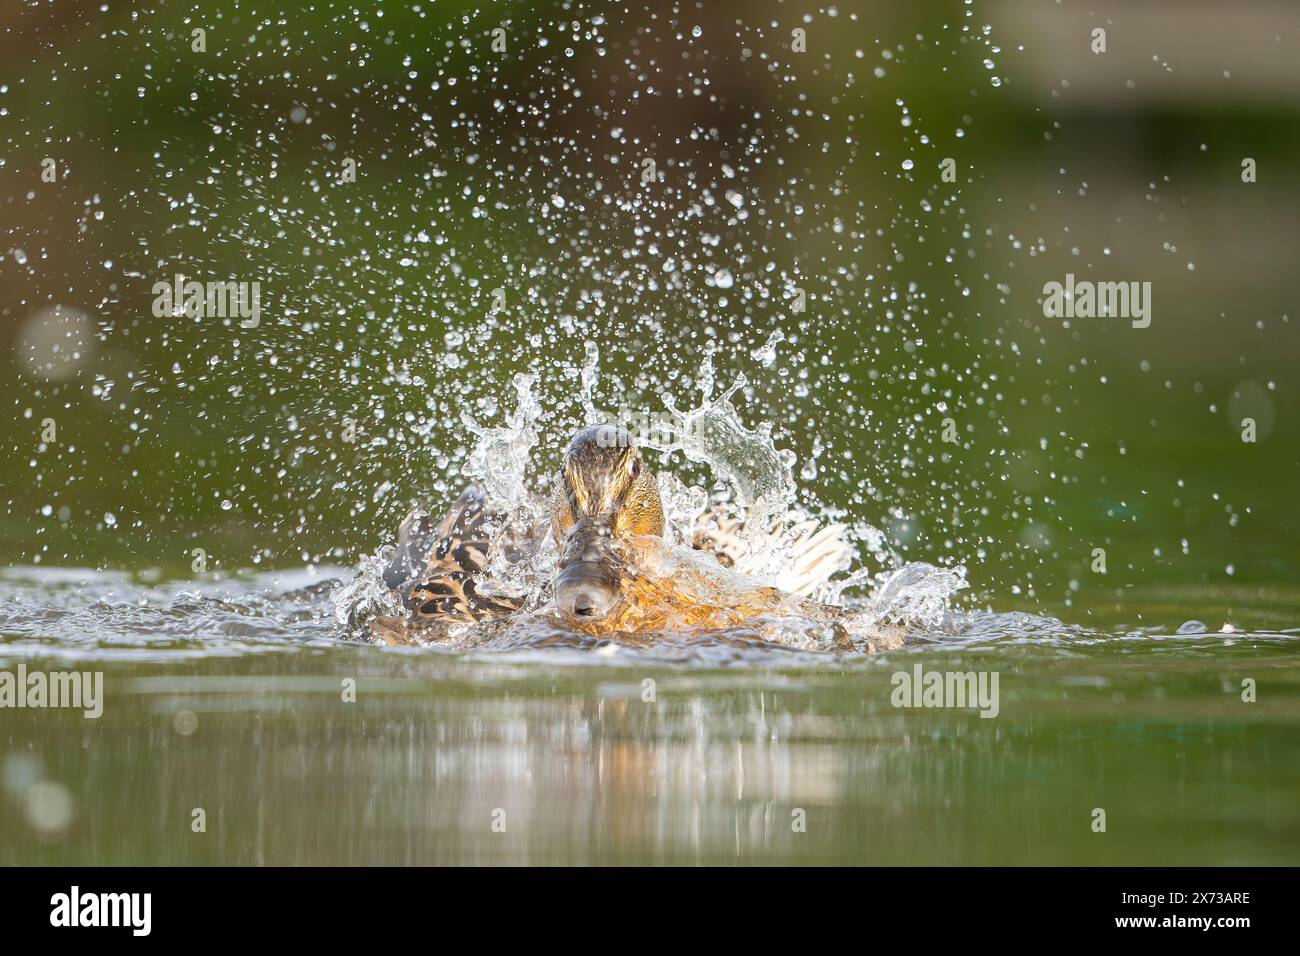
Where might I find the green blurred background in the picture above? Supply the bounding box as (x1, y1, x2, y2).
(2, 0, 1297, 626)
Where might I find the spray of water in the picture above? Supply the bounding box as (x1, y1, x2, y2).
(5, 3, 1024, 644)
(334, 347, 969, 649)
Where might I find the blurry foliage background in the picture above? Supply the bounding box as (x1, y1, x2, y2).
(2, 0, 1297, 624)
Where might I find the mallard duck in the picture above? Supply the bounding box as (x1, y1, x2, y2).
(368, 425, 898, 650)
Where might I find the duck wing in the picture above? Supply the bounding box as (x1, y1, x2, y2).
(690, 510, 851, 598)
(374, 487, 525, 644)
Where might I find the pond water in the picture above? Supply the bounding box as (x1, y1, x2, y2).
(2, 564, 1296, 865)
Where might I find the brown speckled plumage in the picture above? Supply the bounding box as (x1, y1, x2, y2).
(369, 428, 856, 647)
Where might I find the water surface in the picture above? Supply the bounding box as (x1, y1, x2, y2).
(3, 565, 1296, 865)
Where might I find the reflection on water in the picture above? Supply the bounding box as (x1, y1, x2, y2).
(1, 567, 1298, 865)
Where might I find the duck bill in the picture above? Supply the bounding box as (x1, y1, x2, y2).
(554, 517, 623, 621)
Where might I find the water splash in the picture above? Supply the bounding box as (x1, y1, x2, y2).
(460, 372, 542, 506)
(332, 550, 404, 638)
(866, 562, 969, 631)
(334, 360, 972, 650)
(651, 373, 797, 528)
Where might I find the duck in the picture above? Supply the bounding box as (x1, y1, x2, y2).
(367, 425, 901, 650)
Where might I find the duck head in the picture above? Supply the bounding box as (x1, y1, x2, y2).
(550, 425, 664, 621)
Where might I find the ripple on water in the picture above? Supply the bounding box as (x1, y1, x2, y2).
(2, 565, 1296, 669)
